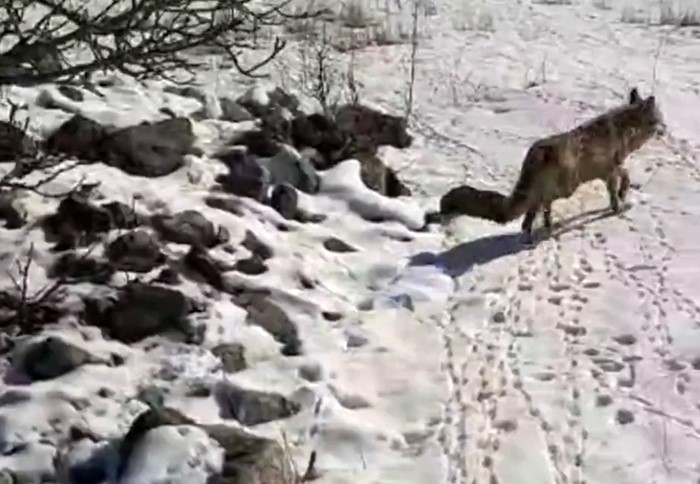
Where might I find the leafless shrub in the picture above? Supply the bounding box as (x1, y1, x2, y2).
(0, 0, 325, 86)
(620, 4, 649, 24)
(659, 2, 700, 26)
(403, 0, 420, 117)
(297, 22, 344, 114)
(339, 0, 375, 28)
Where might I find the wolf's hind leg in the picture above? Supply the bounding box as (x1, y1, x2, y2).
(521, 206, 539, 234)
(618, 168, 630, 202)
(543, 202, 553, 231)
(606, 172, 621, 213)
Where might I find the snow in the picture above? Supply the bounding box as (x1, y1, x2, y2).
(2, 0, 700, 483)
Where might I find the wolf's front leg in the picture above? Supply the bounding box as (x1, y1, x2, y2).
(605, 172, 622, 213)
(618, 167, 631, 202)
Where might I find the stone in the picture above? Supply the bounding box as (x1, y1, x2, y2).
(219, 98, 254, 123)
(84, 283, 194, 343)
(106, 230, 165, 272)
(102, 117, 196, 177)
(215, 149, 268, 200)
(269, 184, 298, 220)
(261, 145, 319, 194)
(323, 237, 357, 253)
(151, 210, 228, 248)
(50, 252, 114, 284)
(44, 114, 109, 162)
(212, 343, 247, 373)
(15, 336, 97, 381)
(235, 293, 301, 357)
(213, 381, 301, 426)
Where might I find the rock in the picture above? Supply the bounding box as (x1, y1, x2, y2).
(42, 193, 113, 250)
(203, 423, 296, 484)
(350, 149, 411, 197)
(117, 407, 198, 479)
(213, 381, 301, 425)
(215, 149, 269, 200)
(118, 406, 295, 484)
(57, 85, 84, 101)
(268, 87, 300, 114)
(229, 129, 282, 157)
(219, 98, 254, 122)
(101, 201, 146, 229)
(205, 196, 245, 217)
(386, 166, 411, 197)
(50, 251, 114, 284)
(298, 361, 323, 382)
(106, 230, 166, 272)
(0, 120, 37, 162)
(260, 106, 293, 143)
(166, 85, 222, 120)
(241, 230, 273, 260)
(236, 85, 271, 118)
(295, 208, 327, 224)
(212, 343, 247, 373)
(0, 193, 26, 228)
(184, 246, 226, 290)
(44, 114, 109, 162)
(102, 118, 196, 177)
(291, 113, 347, 164)
(155, 267, 181, 285)
(261, 145, 320, 194)
(269, 183, 298, 220)
(235, 293, 302, 356)
(334, 103, 413, 149)
(14, 335, 96, 381)
(151, 210, 228, 248)
(323, 237, 357, 253)
(0, 470, 15, 484)
(234, 256, 268, 276)
(84, 283, 195, 343)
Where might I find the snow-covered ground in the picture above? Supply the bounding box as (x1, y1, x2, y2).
(2, 0, 700, 483)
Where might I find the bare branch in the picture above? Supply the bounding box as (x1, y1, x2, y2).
(0, 0, 325, 86)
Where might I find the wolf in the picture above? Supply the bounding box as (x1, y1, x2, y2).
(429, 87, 665, 235)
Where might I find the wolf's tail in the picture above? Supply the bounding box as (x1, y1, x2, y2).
(431, 145, 551, 225)
(435, 177, 532, 224)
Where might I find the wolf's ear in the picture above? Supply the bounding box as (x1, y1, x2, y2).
(646, 95, 656, 106)
(629, 87, 641, 104)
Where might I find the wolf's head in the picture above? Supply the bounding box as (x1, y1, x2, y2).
(628, 87, 666, 138)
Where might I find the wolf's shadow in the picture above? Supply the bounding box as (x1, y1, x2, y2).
(411, 205, 621, 278)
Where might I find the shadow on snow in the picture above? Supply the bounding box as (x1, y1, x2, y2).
(410, 205, 624, 278)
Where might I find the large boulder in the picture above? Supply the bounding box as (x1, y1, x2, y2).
(215, 149, 269, 200)
(102, 118, 196, 177)
(117, 406, 296, 484)
(213, 382, 301, 426)
(259, 145, 319, 194)
(84, 283, 196, 343)
(105, 230, 166, 272)
(11, 335, 100, 381)
(290, 113, 347, 163)
(334, 103, 413, 149)
(352, 149, 411, 198)
(234, 292, 302, 356)
(0, 120, 37, 162)
(41, 193, 113, 250)
(151, 210, 228, 248)
(44, 114, 109, 161)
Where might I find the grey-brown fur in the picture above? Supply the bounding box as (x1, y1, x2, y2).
(433, 87, 665, 234)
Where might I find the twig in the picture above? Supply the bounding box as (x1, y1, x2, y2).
(404, 0, 420, 117)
